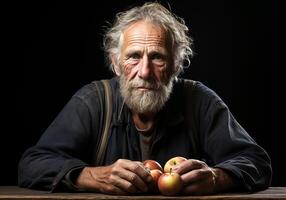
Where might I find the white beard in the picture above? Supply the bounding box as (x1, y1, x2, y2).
(119, 75, 174, 114)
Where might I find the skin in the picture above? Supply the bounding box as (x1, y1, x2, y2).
(172, 159, 235, 195)
(116, 20, 172, 129)
(76, 159, 152, 194)
(117, 20, 172, 84)
(75, 20, 234, 195)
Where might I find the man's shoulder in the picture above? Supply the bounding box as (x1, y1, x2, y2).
(175, 78, 205, 93)
(175, 78, 222, 101)
(73, 77, 118, 101)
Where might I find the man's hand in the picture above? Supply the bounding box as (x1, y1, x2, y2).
(172, 159, 234, 195)
(75, 159, 153, 195)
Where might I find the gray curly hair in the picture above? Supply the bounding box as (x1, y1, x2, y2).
(103, 2, 193, 77)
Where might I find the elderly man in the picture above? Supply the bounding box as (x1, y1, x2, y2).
(18, 2, 272, 195)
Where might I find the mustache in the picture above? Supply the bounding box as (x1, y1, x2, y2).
(129, 78, 161, 90)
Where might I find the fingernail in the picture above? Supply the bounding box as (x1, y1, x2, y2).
(172, 166, 179, 172)
(145, 168, 151, 173)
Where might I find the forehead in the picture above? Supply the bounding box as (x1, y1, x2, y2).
(122, 20, 169, 46)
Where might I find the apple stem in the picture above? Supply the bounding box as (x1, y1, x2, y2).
(170, 167, 172, 173)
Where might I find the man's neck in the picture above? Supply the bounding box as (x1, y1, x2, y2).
(132, 112, 156, 133)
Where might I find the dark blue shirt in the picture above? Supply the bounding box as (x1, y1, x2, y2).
(18, 77, 272, 192)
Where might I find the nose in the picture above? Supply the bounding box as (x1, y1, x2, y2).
(138, 55, 152, 80)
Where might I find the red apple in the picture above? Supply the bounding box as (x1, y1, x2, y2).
(143, 160, 163, 171)
(158, 172, 183, 195)
(150, 169, 163, 183)
(143, 160, 163, 193)
(149, 169, 163, 193)
(163, 156, 187, 173)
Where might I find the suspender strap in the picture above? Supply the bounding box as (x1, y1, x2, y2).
(183, 80, 200, 159)
(94, 80, 113, 166)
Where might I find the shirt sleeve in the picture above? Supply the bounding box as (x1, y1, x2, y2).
(195, 82, 272, 191)
(61, 166, 86, 192)
(18, 86, 100, 192)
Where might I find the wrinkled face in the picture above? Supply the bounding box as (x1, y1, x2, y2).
(119, 20, 172, 83)
(117, 21, 174, 114)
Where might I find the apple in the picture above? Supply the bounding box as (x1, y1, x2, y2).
(150, 169, 163, 183)
(143, 160, 163, 193)
(143, 160, 163, 171)
(163, 156, 187, 173)
(149, 169, 163, 192)
(158, 172, 183, 195)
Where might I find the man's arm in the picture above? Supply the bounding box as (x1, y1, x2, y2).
(18, 94, 93, 191)
(196, 82, 272, 192)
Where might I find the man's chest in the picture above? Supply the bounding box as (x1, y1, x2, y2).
(101, 122, 195, 167)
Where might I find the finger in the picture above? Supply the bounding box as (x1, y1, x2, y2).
(173, 159, 207, 175)
(182, 181, 204, 195)
(133, 161, 153, 183)
(114, 159, 153, 192)
(84, 175, 128, 195)
(123, 161, 153, 183)
(182, 168, 217, 195)
(109, 173, 138, 193)
(180, 168, 210, 185)
(101, 183, 128, 195)
(85, 169, 129, 195)
(182, 178, 215, 195)
(119, 168, 149, 192)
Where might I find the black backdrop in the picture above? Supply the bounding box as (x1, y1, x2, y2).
(2, 1, 285, 186)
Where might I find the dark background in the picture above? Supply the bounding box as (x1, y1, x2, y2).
(2, 1, 285, 186)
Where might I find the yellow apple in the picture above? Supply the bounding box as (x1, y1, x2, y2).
(163, 156, 187, 173)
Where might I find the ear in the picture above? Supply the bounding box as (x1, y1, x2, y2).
(110, 54, 121, 76)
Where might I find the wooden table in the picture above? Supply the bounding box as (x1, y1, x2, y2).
(0, 186, 285, 199)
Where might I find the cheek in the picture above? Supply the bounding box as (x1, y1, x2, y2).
(122, 61, 139, 79)
(154, 66, 169, 82)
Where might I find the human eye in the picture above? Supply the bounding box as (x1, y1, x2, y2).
(124, 52, 141, 65)
(150, 52, 165, 65)
(151, 53, 163, 60)
(128, 53, 141, 60)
